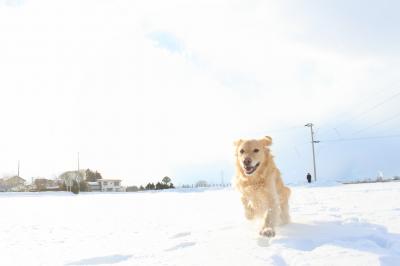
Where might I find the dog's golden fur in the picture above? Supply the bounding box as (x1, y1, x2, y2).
(234, 136, 291, 237)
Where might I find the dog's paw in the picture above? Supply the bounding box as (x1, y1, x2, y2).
(259, 227, 276, 238)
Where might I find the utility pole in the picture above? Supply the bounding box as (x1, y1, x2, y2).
(77, 152, 80, 192)
(17, 160, 20, 177)
(305, 123, 319, 182)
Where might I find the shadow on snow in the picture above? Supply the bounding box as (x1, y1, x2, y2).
(65, 254, 132, 265)
(263, 221, 400, 265)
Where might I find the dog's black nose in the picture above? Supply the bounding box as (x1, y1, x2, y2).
(243, 157, 251, 166)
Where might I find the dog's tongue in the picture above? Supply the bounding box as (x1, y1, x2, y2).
(245, 166, 253, 172)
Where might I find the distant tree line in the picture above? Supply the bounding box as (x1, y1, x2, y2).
(85, 169, 102, 182)
(126, 176, 175, 192)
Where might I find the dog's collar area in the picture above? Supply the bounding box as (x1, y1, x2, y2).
(238, 177, 266, 187)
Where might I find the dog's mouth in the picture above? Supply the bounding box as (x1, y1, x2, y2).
(244, 162, 260, 175)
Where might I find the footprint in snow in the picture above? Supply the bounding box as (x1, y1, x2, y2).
(165, 241, 196, 251)
(66, 254, 132, 265)
(170, 232, 191, 239)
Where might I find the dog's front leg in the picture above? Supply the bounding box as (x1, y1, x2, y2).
(241, 196, 255, 220)
(259, 195, 280, 237)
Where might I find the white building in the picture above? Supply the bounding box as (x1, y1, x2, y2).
(87, 182, 101, 192)
(97, 179, 123, 192)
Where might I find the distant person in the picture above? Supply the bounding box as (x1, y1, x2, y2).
(307, 173, 312, 183)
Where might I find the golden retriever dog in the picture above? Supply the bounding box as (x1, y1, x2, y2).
(234, 136, 291, 237)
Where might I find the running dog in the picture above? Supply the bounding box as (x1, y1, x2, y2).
(234, 136, 291, 237)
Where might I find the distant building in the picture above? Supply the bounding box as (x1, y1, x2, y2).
(0, 176, 26, 192)
(33, 178, 60, 191)
(97, 179, 123, 192)
(87, 181, 101, 192)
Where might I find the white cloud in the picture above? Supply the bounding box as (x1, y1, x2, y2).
(0, 0, 399, 185)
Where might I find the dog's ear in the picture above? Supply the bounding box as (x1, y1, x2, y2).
(262, 136, 272, 146)
(234, 139, 243, 147)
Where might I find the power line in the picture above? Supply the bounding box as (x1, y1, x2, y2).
(341, 90, 400, 126)
(320, 134, 400, 143)
(317, 89, 395, 131)
(352, 110, 400, 135)
(320, 85, 398, 129)
(317, 88, 400, 137)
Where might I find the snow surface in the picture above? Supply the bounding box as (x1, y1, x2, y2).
(1, 182, 400, 266)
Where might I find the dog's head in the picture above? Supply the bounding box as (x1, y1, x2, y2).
(234, 136, 272, 176)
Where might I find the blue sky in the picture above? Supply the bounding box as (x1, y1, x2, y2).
(148, 31, 184, 54)
(0, 0, 399, 185)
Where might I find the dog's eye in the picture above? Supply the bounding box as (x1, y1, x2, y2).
(253, 148, 259, 153)
(240, 149, 245, 154)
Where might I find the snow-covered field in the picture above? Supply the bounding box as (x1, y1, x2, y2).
(1, 182, 399, 266)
